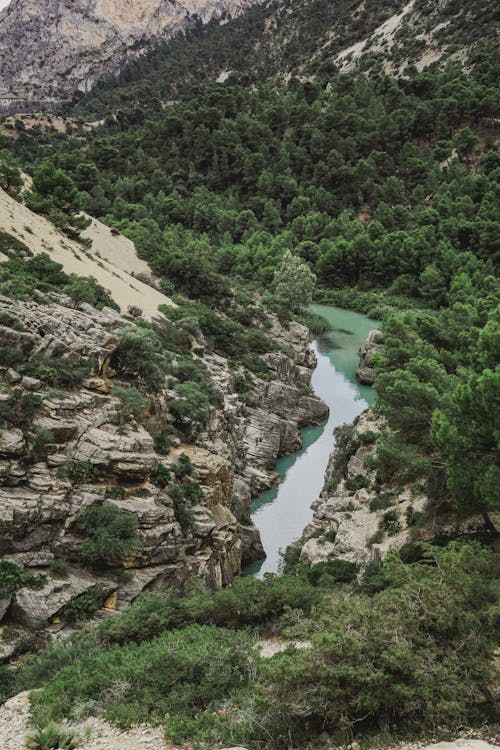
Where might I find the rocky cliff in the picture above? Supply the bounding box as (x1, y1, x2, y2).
(0, 291, 327, 649)
(0, 0, 261, 110)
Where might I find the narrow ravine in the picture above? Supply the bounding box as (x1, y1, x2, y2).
(245, 305, 378, 577)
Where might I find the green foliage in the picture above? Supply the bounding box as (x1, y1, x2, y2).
(110, 385, 150, 424)
(59, 460, 100, 484)
(26, 160, 89, 237)
(0, 560, 44, 599)
(65, 588, 104, 622)
(380, 509, 402, 536)
(273, 250, 316, 312)
(31, 428, 54, 457)
(25, 722, 80, 749)
(0, 253, 117, 310)
(74, 504, 140, 568)
(149, 462, 171, 488)
(304, 559, 359, 585)
(0, 148, 23, 196)
(154, 431, 171, 455)
(169, 381, 210, 438)
(252, 543, 498, 744)
(113, 326, 167, 391)
(29, 625, 255, 728)
(96, 575, 321, 647)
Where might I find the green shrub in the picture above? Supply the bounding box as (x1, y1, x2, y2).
(169, 381, 210, 438)
(367, 529, 384, 546)
(380, 509, 402, 535)
(345, 474, 369, 492)
(74, 504, 140, 568)
(25, 722, 80, 749)
(29, 625, 256, 728)
(0, 664, 15, 704)
(255, 544, 498, 744)
(105, 485, 127, 500)
(110, 385, 150, 424)
(0, 560, 44, 599)
(405, 505, 423, 527)
(113, 326, 166, 391)
(65, 588, 104, 622)
(305, 559, 359, 585)
(154, 432, 171, 455)
(369, 492, 396, 511)
(58, 460, 100, 484)
(150, 462, 171, 488)
(171, 453, 193, 479)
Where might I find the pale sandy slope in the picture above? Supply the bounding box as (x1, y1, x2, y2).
(0, 187, 174, 319)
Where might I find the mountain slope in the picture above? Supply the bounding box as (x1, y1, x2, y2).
(0, 187, 174, 318)
(0, 0, 261, 111)
(72, 0, 498, 116)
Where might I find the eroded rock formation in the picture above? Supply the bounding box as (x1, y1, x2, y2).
(0, 294, 327, 640)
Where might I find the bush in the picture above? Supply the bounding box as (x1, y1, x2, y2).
(150, 462, 171, 488)
(25, 722, 80, 749)
(380, 509, 402, 535)
(110, 385, 150, 424)
(169, 381, 210, 438)
(59, 460, 100, 484)
(29, 625, 256, 728)
(0, 560, 44, 599)
(154, 431, 171, 455)
(74, 504, 140, 568)
(113, 326, 167, 391)
(65, 588, 104, 622)
(254, 544, 498, 744)
(305, 559, 359, 585)
(96, 575, 321, 647)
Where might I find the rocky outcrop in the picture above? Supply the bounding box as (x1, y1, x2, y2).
(356, 329, 382, 385)
(0, 296, 327, 636)
(0, 0, 262, 111)
(294, 407, 499, 570)
(295, 410, 428, 567)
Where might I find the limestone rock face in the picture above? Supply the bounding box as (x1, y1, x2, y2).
(0, 0, 262, 110)
(0, 295, 328, 630)
(356, 329, 383, 385)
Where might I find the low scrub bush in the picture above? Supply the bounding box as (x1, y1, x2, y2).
(29, 625, 256, 728)
(74, 504, 140, 568)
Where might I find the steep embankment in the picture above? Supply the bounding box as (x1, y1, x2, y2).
(0, 187, 174, 319)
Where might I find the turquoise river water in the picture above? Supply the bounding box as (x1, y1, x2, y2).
(245, 304, 378, 577)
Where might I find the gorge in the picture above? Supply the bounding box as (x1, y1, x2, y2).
(247, 305, 378, 576)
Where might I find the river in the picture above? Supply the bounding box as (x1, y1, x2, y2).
(244, 304, 378, 577)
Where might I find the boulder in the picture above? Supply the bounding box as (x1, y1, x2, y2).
(72, 424, 157, 479)
(20, 376, 41, 391)
(33, 416, 78, 443)
(356, 329, 382, 385)
(5, 368, 21, 384)
(10, 570, 116, 628)
(239, 523, 266, 566)
(0, 429, 24, 457)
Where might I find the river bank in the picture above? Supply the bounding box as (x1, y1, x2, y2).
(246, 305, 378, 576)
